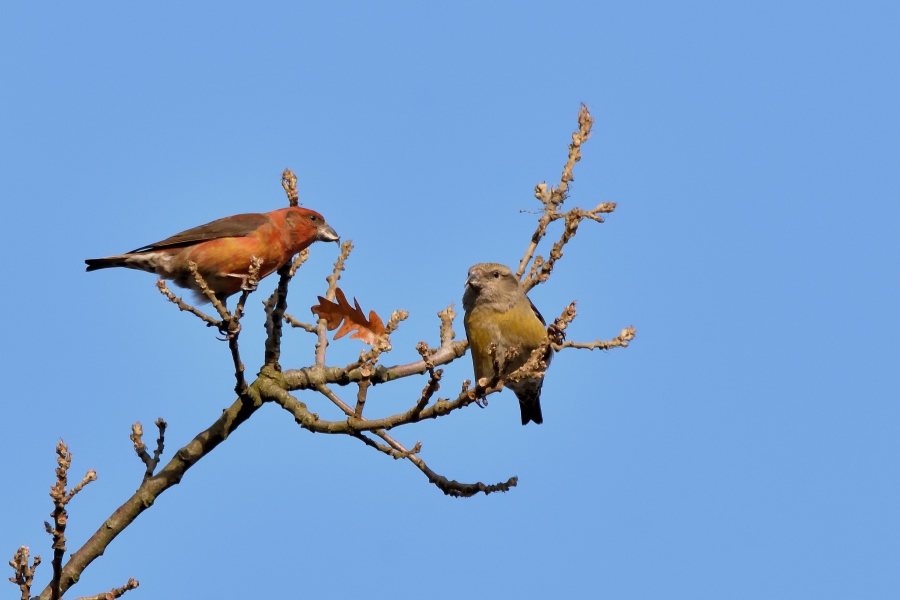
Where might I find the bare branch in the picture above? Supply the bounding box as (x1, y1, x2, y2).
(354, 378, 371, 418)
(351, 434, 422, 459)
(41, 440, 97, 600)
(385, 309, 409, 335)
(315, 241, 354, 365)
(411, 459, 517, 498)
(130, 420, 167, 481)
(8, 546, 40, 600)
(228, 330, 248, 393)
(438, 304, 457, 346)
(156, 280, 221, 329)
(288, 248, 309, 277)
(516, 105, 593, 278)
(72, 577, 139, 600)
(282, 168, 299, 207)
(268, 374, 498, 434)
(284, 313, 317, 332)
(188, 261, 230, 321)
(283, 304, 468, 391)
(37, 388, 265, 599)
(47, 441, 69, 600)
(220, 257, 264, 392)
(264, 265, 295, 368)
(44, 107, 634, 592)
(410, 368, 442, 419)
(264, 380, 514, 497)
(232, 256, 263, 323)
(515, 105, 616, 293)
(554, 325, 636, 351)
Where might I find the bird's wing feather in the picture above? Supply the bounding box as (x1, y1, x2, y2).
(529, 297, 546, 326)
(129, 213, 270, 253)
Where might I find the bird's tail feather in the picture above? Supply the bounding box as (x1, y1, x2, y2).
(85, 254, 159, 274)
(512, 383, 544, 425)
(85, 256, 129, 272)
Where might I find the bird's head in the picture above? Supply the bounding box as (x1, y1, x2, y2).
(463, 263, 521, 311)
(286, 207, 340, 245)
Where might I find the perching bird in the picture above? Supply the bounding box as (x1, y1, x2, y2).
(462, 263, 551, 425)
(86, 206, 339, 303)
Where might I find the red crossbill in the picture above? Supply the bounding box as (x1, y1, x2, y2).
(462, 263, 551, 425)
(86, 207, 339, 303)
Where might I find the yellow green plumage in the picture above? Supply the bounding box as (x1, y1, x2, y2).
(462, 263, 551, 425)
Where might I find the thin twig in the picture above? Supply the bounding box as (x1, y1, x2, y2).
(354, 378, 371, 417)
(130, 420, 167, 481)
(554, 326, 636, 351)
(284, 313, 317, 332)
(72, 577, 139, 600)
(9, 546, 41, 600)
(289, 248, 309, 276)
(37, 388, 264, 599)
(156, 280, 221, 329)
(226, 257, 263, 393)
(188, 262, 230, 321)
(516, 104, 607, 293)
(264, 265, 295, 368)
(44, 441, 96, 600)
(315, 241, 353, 366)
(307, 384, 513, 497)
(282, 168, 299, 207)
(351, 434, 422, 460)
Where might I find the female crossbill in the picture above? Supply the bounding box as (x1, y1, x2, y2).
(86, 207, 339, 304)
(462, 263, 551, 425)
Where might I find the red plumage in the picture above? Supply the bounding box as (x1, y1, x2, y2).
(86, 207, 339, 303)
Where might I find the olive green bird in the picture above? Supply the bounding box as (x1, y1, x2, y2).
(462, 263, 551, 425)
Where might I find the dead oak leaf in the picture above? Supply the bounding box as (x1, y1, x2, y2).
(310, 287, 386, 345)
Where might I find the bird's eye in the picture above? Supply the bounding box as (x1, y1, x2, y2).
(309, 215, 317, 221)
(493, 272, 500, 278)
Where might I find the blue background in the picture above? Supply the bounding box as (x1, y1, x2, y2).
(2, 2, 898, 598)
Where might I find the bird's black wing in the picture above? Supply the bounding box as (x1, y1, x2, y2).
(529, 298, 547, 326)
(129, 213, 269, 253)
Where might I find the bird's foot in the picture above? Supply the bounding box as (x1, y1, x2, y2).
(216, 320, 242, 341)
(226, 272, 259, 293)
(548, 322, 566, 344)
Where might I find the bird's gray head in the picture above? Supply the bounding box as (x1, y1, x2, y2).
(463, 263, 521, 311)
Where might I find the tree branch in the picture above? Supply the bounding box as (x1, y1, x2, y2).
(37, 387, 265, 599)
(17, 106, 634, 596)
(315, 241, 354, 365)
(130, 419, 167, 481)
(71, 577, 139, 600)
(8, 546, 40, 600)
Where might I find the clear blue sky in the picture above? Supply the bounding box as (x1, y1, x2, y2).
(2, 2, 898, 598)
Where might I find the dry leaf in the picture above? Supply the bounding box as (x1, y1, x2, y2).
(310, 287, 386, 345)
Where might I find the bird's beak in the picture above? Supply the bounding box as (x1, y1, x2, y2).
(464, 272, 478, 289)
(317, 224, 340, 243)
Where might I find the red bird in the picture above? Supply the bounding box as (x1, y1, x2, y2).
(86, 207, 339, 303)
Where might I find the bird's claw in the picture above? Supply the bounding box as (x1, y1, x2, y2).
(548, 322, 566, 344)
(226, 272, 259, 293)
(216, 321, 242, 341)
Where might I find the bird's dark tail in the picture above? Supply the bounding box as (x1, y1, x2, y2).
(85, 254, 158, 273)
(85, 257, 127, 272)
(513, 384, 544, 425)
